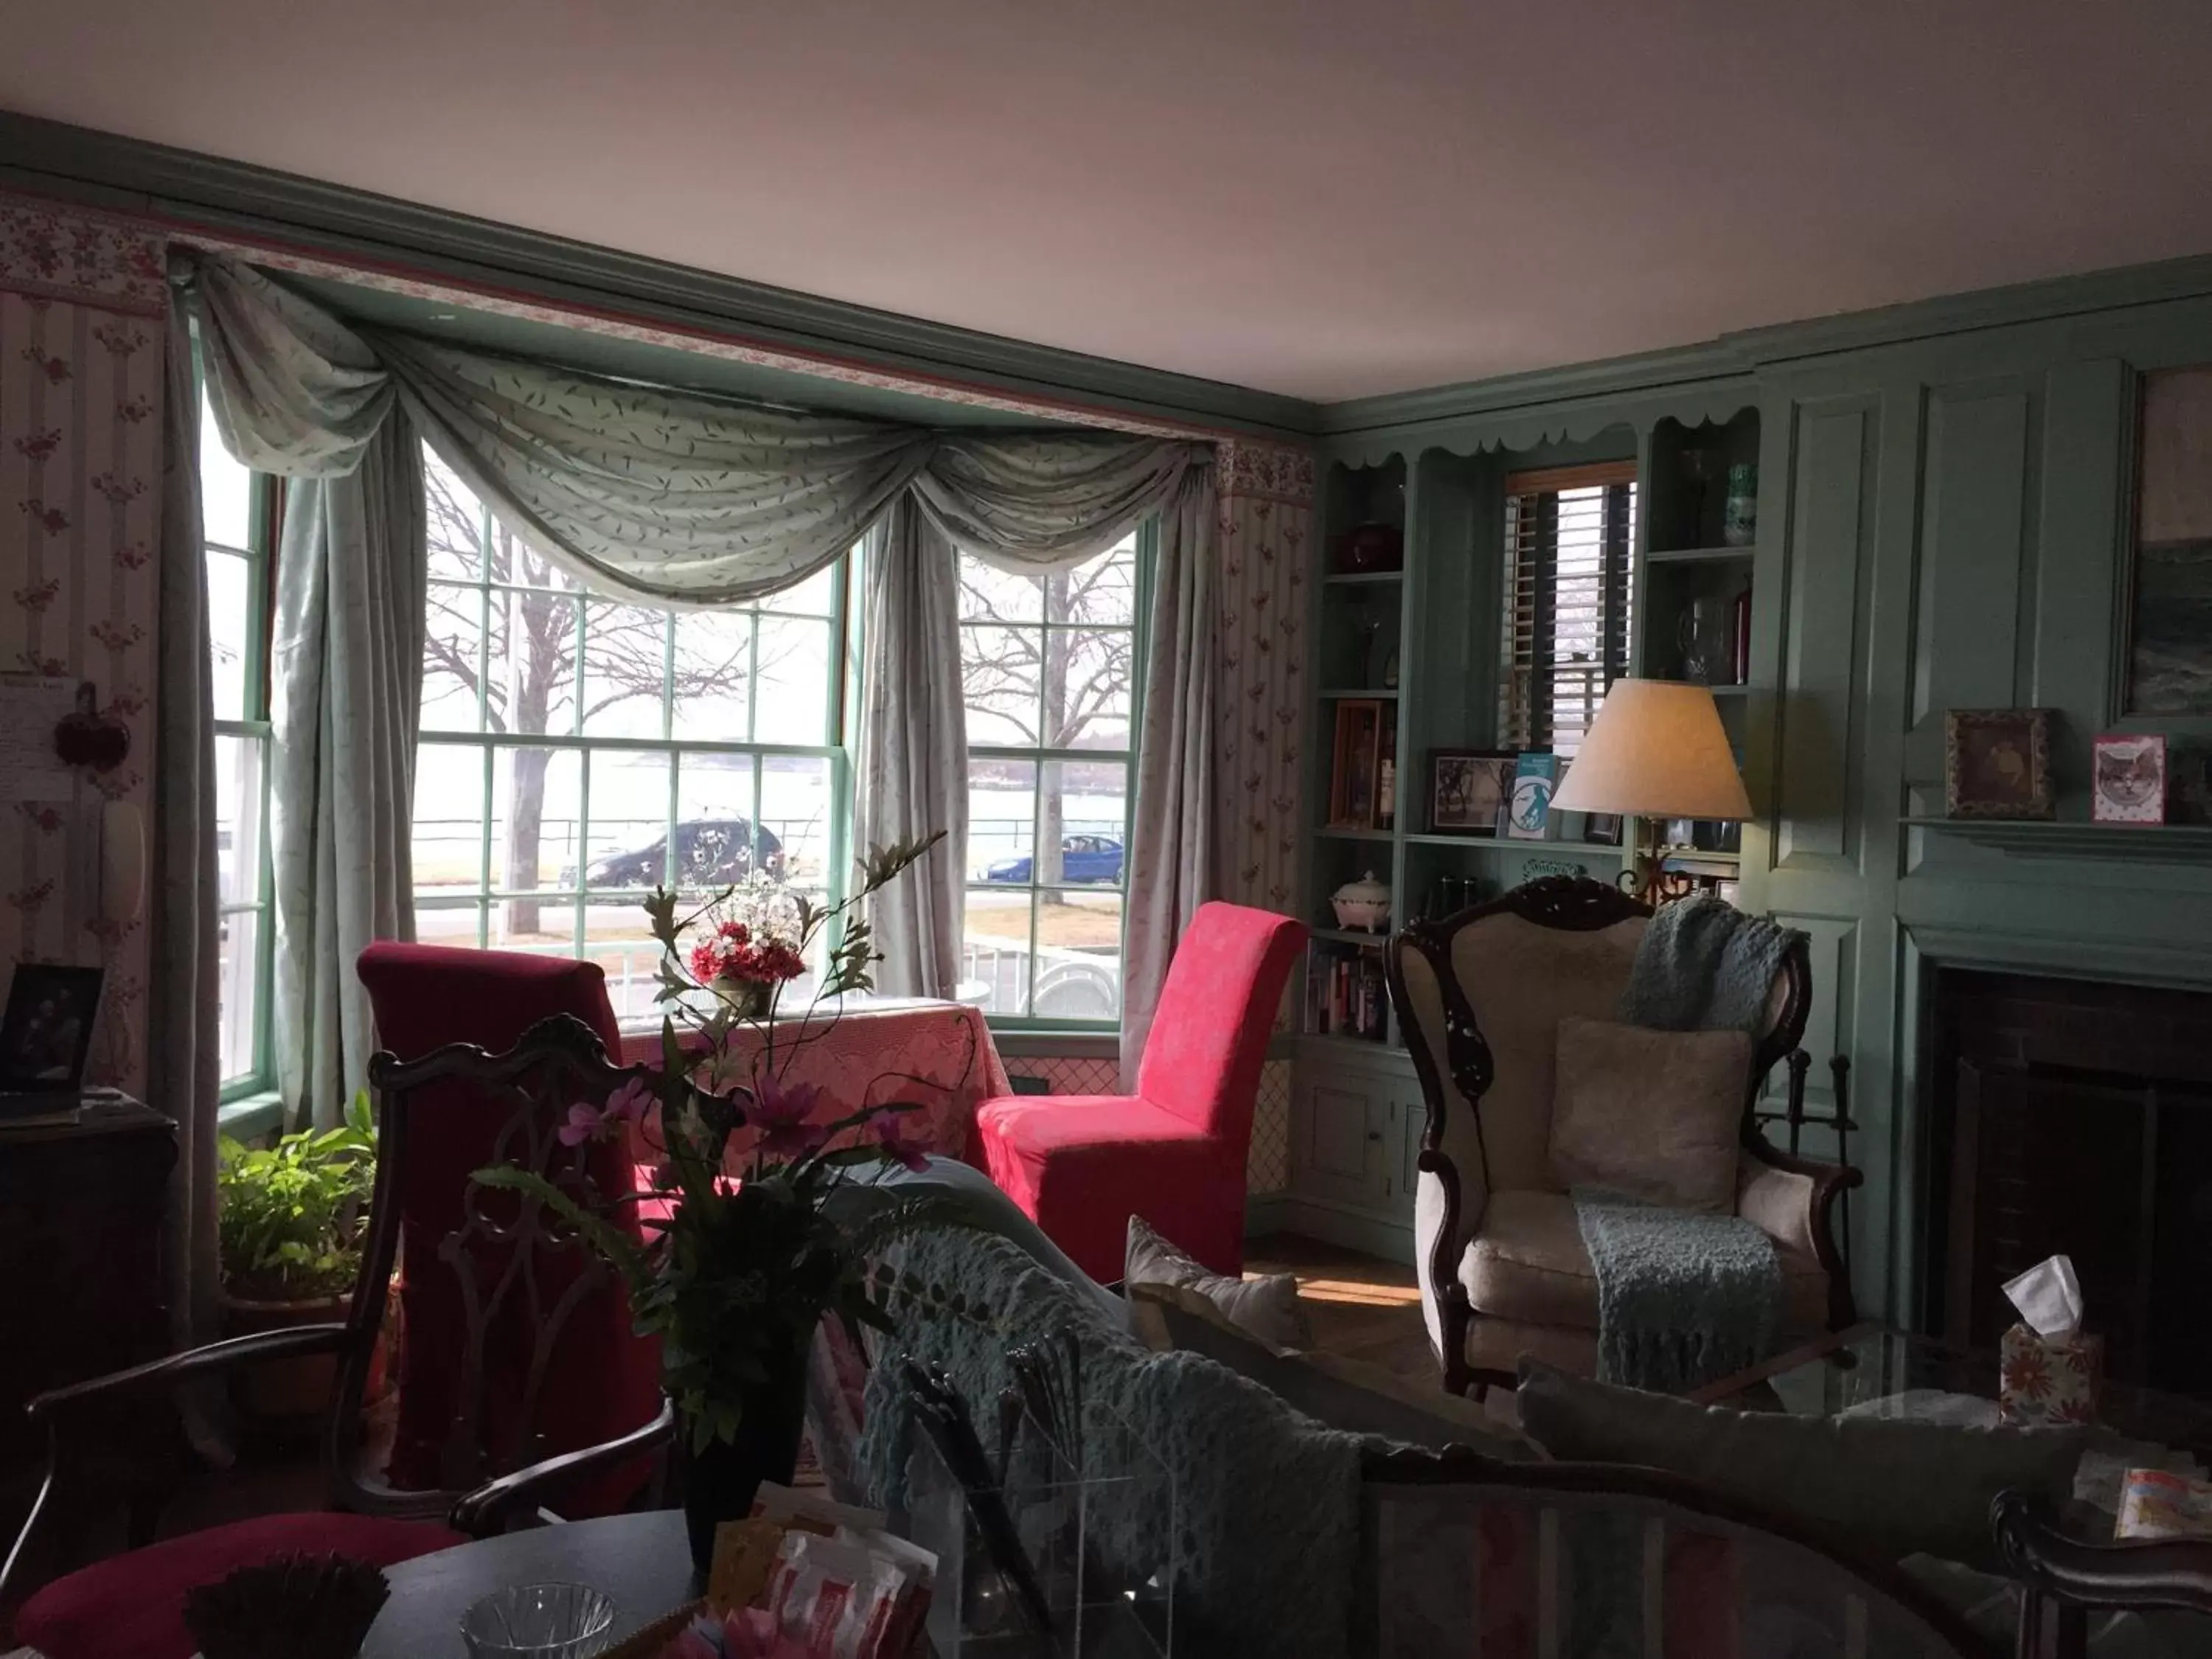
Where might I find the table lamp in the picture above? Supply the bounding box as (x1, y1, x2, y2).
(1551, 678, 1751, 903)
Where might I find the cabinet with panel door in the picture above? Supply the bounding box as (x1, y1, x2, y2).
(1284, 1037, 1422, 1264)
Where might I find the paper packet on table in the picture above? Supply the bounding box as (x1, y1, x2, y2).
(672, 1483, 934, 1659)
(1997, 1255, 2104, 1427)
(2115, 1468, 2212, 1542)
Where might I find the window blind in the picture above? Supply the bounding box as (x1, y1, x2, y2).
(1498, 462, 1638, 757)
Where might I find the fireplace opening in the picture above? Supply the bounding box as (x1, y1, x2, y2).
(1923, 969, 2212, 1399)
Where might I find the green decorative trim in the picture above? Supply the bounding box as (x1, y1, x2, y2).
(0, 112, 1315, 440)
(992, 1029, 1120, 1060)
(215, 1089, 286, 1143)
(1901, 816, 2212, 864)
(1902, 920, 2212, 994)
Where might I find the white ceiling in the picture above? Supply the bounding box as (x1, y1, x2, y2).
(9, 0, 2212, 403)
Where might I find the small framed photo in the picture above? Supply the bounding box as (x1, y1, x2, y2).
(1944, 709, 2054, 820)
(1428, 748, 1517, 836)
(1585, 813, 1624, 847)
(1506, 753, 1562, 841)
(0, 964, 104, 1092)
(2092, 733, 2168, 824)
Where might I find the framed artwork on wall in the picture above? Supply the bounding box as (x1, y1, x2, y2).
(1944, 709, 2054, 820)
(1427, 749, 1516, 835)
(2129, 366, 2212, 714)
(2091, 733, 2167, 824)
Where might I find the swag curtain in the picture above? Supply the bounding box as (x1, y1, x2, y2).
(185, 251, 1219, 1087)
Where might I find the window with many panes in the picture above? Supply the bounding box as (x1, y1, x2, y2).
(199, 393, 277, 1096)
(411, 448, 850, 1020)
(1498, 463, 1638, 757)
(956, 531, 1145, 1026)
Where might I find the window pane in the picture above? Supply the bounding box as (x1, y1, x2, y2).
(218, 905, 261, 1082)
(422, 582, 484, 733)
(486, 587, 577, 738)
(1034, 889, 1122, 1020)
(415, 900, 484, 949)
(675, 752, 779, 886)
(422, 448, 484, 580)
(962, 888, 1032, 1017)
(760, 755, 832, 888)
(585, 750, 671, 891)
(490, 892, 577, 953)
(762, 563, 837, 617)
(1060, 537, 1138, 627)
(967, 757, 1036, 882)
(1037, 757, 1127, 888)
(754, 616, 831, 745)
(581, 602, 670, 739)
(484, 519, 578, 591)
(492, 747, 582, 893)
(1046, 628, 1132, 750)
(213, 734, 264, 908)
(670, 609, 751, 742)
(200, 397, 253, 549)
(413, 743, 486, 895)
(959, 559, 1043, 624)
(961, 625, 1040, 746)
(207, 550, 251, 722)
(584, 902, 664, 1022)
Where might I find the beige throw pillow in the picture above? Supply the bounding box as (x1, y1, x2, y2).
(1548, 1016, 1751, 1212)
(1124, 1215, 1312, 1351)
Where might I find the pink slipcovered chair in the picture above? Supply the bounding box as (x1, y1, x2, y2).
(973, 901, 1306, 1284)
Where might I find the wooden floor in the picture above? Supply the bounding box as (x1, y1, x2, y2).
(1246, 1233, 1435, 1384)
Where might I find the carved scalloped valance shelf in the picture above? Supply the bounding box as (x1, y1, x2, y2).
(1902, 816, 2212, 863)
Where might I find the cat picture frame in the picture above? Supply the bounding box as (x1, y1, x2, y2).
(2092, 732, 2168, 824)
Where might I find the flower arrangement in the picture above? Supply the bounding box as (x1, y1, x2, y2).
(477, 832, 994, 1481)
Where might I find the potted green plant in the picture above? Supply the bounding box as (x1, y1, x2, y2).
(216, 1091, 378, 1422)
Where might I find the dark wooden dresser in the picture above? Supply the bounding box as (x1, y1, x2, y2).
(0, 1093, 177, 1473)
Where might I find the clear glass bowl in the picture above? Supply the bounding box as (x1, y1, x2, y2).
(459, 1582, 617, 1658)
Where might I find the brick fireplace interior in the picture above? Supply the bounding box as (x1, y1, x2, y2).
(1924, 969, 2212, 1399)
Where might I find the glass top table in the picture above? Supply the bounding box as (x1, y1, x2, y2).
(1691, 1323, 2212, 1463)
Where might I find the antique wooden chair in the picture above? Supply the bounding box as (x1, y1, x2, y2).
(1385, 875, 1859, 1396)
(1995, 1492, 2212, 1658)
(3, 1007, 674, 1659)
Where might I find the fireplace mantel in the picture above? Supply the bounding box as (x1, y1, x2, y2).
(1902, 817, 2212, 864)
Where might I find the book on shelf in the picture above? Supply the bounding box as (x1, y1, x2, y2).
(1309, 946, 1388, 1040)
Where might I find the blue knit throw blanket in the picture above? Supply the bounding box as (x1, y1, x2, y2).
(1573, 896, 1803, 1391)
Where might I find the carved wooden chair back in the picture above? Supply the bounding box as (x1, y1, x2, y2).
(344, 1012, 663, 1518)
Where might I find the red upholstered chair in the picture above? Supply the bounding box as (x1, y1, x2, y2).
(973, 902, 1306, 1283)
(3, 947, 669, 1659)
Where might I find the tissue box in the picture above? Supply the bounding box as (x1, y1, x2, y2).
(1999, 1322, 2104, 1427)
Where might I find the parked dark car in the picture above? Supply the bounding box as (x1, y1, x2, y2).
(983, 834, 1123, 886)
(567, 817, 784, 889)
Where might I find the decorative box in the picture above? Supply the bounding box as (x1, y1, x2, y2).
(1999, 1321, 2104, 1427)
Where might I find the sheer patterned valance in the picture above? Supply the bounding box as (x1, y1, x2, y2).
(184, 252, 1206, 605)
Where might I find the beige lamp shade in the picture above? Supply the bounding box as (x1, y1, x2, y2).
(1551, 678, 1753, 821)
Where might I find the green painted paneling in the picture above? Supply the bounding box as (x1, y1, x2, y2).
(1778, 401, 1876, 868)
(2031, 361, 2129, 785)
(1912, 388, 2031, 728)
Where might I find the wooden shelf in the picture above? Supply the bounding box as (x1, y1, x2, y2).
(1318, 687, 1399, 700)
(1316, 824, 1394, 842)
(1297, 1030, 1404, 1058)
(1705, 684, 1750, 698)
(1312, 926, 1390, 947)
(1647, 543, 1758, 564)
(1902, 817, 2212, 863)
(1402, 833, 1626, 856)
(1321, 569, 1405, 585)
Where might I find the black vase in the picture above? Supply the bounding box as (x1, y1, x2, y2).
(681, 1356, 807, 1573)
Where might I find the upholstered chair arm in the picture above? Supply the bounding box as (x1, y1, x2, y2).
(448, 1397, 676, 1537)
(1739, 1138, 1862, 1329)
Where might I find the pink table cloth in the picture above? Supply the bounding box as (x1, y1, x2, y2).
(619, 995, 1009, 1166)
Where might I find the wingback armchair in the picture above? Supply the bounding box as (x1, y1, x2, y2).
(1386, 877, 1859, 1396)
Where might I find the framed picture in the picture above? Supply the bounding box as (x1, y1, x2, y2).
(2129, 367, 2212, 714)
(2092, 733, 2168, 824)
(1944, 709, 2053, 820)
(1329, 700, 1385, 829)
(1585, 813, 1624, 847)
(1428, 748, 1517, 835)
(0, 964, 104, 1092)
(1506, 753, 1561, 841)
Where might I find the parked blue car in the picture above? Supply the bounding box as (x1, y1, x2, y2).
(983, 834, 1123, 885)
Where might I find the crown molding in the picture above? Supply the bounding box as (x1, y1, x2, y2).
(0, 110, 1319, 442)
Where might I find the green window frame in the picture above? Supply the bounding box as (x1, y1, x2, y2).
(410, 448, 855, 1023)
(956, 524, 1152, 1032)
(195, 383, 280, 1105)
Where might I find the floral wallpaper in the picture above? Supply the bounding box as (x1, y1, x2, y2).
(0, 194, 167, 1096)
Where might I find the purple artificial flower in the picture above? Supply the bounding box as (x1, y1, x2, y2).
(604, 1075, 655, 1124)
(556, 1101, 604, 1147)
(750, 1074, 829, 1163)
(869, 1107, 932, 1173)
